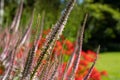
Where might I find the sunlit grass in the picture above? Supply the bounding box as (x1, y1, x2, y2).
(96, 52, 120, 80)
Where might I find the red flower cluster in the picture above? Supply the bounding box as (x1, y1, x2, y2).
(37, 30, 108, 80)
(0, 62, 5, 75)
(14, 29, 108, 80)
(59, 50, 108, 80)
(53, 39, 74, 56)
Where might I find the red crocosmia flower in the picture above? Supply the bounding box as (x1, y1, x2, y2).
(83, 55, 94, 62)
(101, 70, 108, 76)
(17, 47, 24, 58)
(80, 60, 88, 66)
(77, 65, 84, 71)
(87, 50, 96, 57)
(81, 51, 86, 56)
(0, 65, 5, 75)
(66, 50, 72, 55)
(42, 60, 47, 65)
(56, 41, 62, 46)
(90, 68, 101, 80)
(0, 69, 4, 75)
(75, 76, 83, 80)
(43, 29, 50, 35)
(53, 41, 63, 55)
(81, 50, 96, 62)
(65, 40, 74, 49)
(38, 38, 46, 48)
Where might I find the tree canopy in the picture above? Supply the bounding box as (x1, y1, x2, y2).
(3, 0, 120, 51)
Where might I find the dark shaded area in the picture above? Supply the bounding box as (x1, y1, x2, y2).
(83, 0, 120, 52)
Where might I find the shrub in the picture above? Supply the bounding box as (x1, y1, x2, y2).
(0, 0, 107, 80)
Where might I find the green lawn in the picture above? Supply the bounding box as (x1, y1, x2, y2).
(96, 52, 120, 80)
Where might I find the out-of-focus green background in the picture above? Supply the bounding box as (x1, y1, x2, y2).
(1, 0, 120, 52)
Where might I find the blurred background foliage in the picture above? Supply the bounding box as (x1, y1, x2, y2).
(2, 0, 120, 52)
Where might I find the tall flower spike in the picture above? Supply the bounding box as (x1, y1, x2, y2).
(83, 45, 100, 80)
(18, 19, 32, 49)
(2, 50, 15, 80)
(9, 11, 34, 78)
(0, 0, 23, 62)
(63, 13, 88, 80)
(30, 0, 76, 79)
(48, 58, 59, 80)
(21, 11, 34, 80)
(10, 0, 23, 33)
(2, 32, 21, 80)
(35, 13, 44, 52)
(48, 54, 62, 80)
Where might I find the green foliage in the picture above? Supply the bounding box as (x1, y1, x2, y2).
(82, 0, 120, 51)
(3, 0, 120, 51)
(34, 0, 61, 29)
(63, 4, 85, 41)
